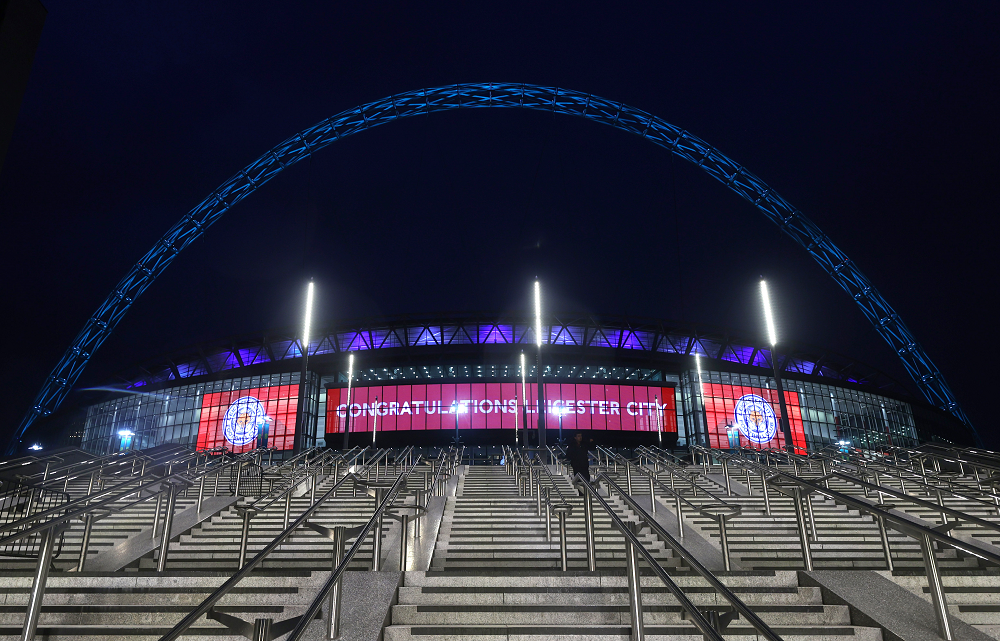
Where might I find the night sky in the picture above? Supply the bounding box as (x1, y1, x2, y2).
(1, 3, 998, 448)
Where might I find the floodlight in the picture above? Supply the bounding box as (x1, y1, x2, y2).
(118, 429, 135, 437)
(534, 280, 542, 347)
(28, 444, 42, 451)
(302, 281, 315, 355)
(760, 279, 777, 346)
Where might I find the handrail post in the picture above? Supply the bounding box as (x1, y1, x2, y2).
(877, 515, 894, 571)
(624, 521, 645, 641)
(251, 618, 272, 641)
(805, 491, 818, 540)
(197, 474, 206, 513)
(234, 462, 243, 496)
(399, 513, 410, 571)
(536, 468, 542, 517)
(722, 459, 732, 496)
(152, 490, 164, 540)
(792, 488, 814, 571)
(157, 482, 180, 572)
(718, 514, 731, 572)
(920, 532, 953, 640)
(372, 488, 386, 571)
(558, 509, 569, 572)
(647, 474, 656, 514)
(625, 462, 633, 495)
(761, 473, 772, 516)
(544, 488, 551, 542)
(583, 488, 597, 571)
(76, 513, 94, 572)
(674, 495, 684, 539)
(936, 488, 948, 525)
(20, 524, 58, 641)
(284, 490, 293, 530)
(238, 509, 253, 568)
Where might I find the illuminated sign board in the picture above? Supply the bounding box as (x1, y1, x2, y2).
(197, 384, 299, 452)
(699, 382, 806, 452)
(326, 382, 677, 433)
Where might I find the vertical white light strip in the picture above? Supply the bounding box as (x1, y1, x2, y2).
(760, 279, 777, 346)
(694, 353, 705, 442)
(345, 353, 354, 433)
(302, 281, 315, 356)
(520, 351, 527, 435)
(372, 394, 379, 445)
(654, 394, 662, 446)
(534, 280, 542, 347)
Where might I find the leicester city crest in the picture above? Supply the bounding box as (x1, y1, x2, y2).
(733, 394, 777, 444)
(222, 396, 267, 446)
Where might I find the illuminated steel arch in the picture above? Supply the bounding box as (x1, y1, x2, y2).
(8, 82, 976, 452)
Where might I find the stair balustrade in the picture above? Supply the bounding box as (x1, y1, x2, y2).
(2, 446, 259, 641)
(691, 444, 1000, 641)
(578, 470, 784, 641)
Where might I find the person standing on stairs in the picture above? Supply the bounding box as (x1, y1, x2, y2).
(565, 431, 596, 482)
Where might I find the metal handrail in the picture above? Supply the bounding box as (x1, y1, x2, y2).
(821, 470, 1000, 535)
(0, 451, 70, 472)
(282, 456, 422, 640)
(579, 472, 752, 641)
(914, 444, 1000, 473)
(591, 470, 783, 641)
(813, 450, 1000, 508)
(160, 453, 413, 641)
(627, 446, 730, 504)
(700, 445, 1000, 640)
(2, 447, 193, 496)
(15, 448, 260, 641)
(605, 448, 742, 570)
(711, 444, 1000, 563)
(0, 448, 256, 543)
(248, 449, 344, 512)
(425, 446, 456, 496)
(617, 450, 741, 517)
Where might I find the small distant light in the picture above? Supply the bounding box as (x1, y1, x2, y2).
(28, 444, 43, 451)
(118, 429, 135, 437)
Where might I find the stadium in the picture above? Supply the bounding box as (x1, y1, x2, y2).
(9, 83, 977, 457)
(74, 312, 972, 457)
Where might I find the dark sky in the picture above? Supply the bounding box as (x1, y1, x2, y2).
(2, 2, 998, 448)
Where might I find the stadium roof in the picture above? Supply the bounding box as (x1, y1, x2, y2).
(113, 314, 910, 395)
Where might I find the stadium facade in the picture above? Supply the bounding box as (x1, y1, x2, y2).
(75, 314, 973, 456)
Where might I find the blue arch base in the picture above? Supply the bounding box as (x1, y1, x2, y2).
(8, 83, 976, 453)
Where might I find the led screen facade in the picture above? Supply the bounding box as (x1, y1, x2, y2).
(699, 382, 807, 453)
(196, 384, 299, 453)
(326, 382, 676, 433)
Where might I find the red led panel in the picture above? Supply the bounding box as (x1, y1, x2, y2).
(326, 383, 677, 434)
(197, 385, 299, 453)
(696, 381, 806, 453)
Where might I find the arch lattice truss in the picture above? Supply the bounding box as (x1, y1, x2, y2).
(10, 83, 974, 451)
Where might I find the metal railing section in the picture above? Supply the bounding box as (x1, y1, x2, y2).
(11, 448, 259, 641)
(610, 448, 742, 571)
(581, 471, 783, 641)
(694, 445, 1000, 640)
(162, 453, 424, 641)
(811, 449, 1000, 515)
(0, 480, 70, 560)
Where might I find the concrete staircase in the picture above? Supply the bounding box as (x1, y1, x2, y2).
(386, 463, 885, 640)
(5, 447, 1000, 640)
(0, 455, 429, 639)
(667, 455, 1000, 639)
